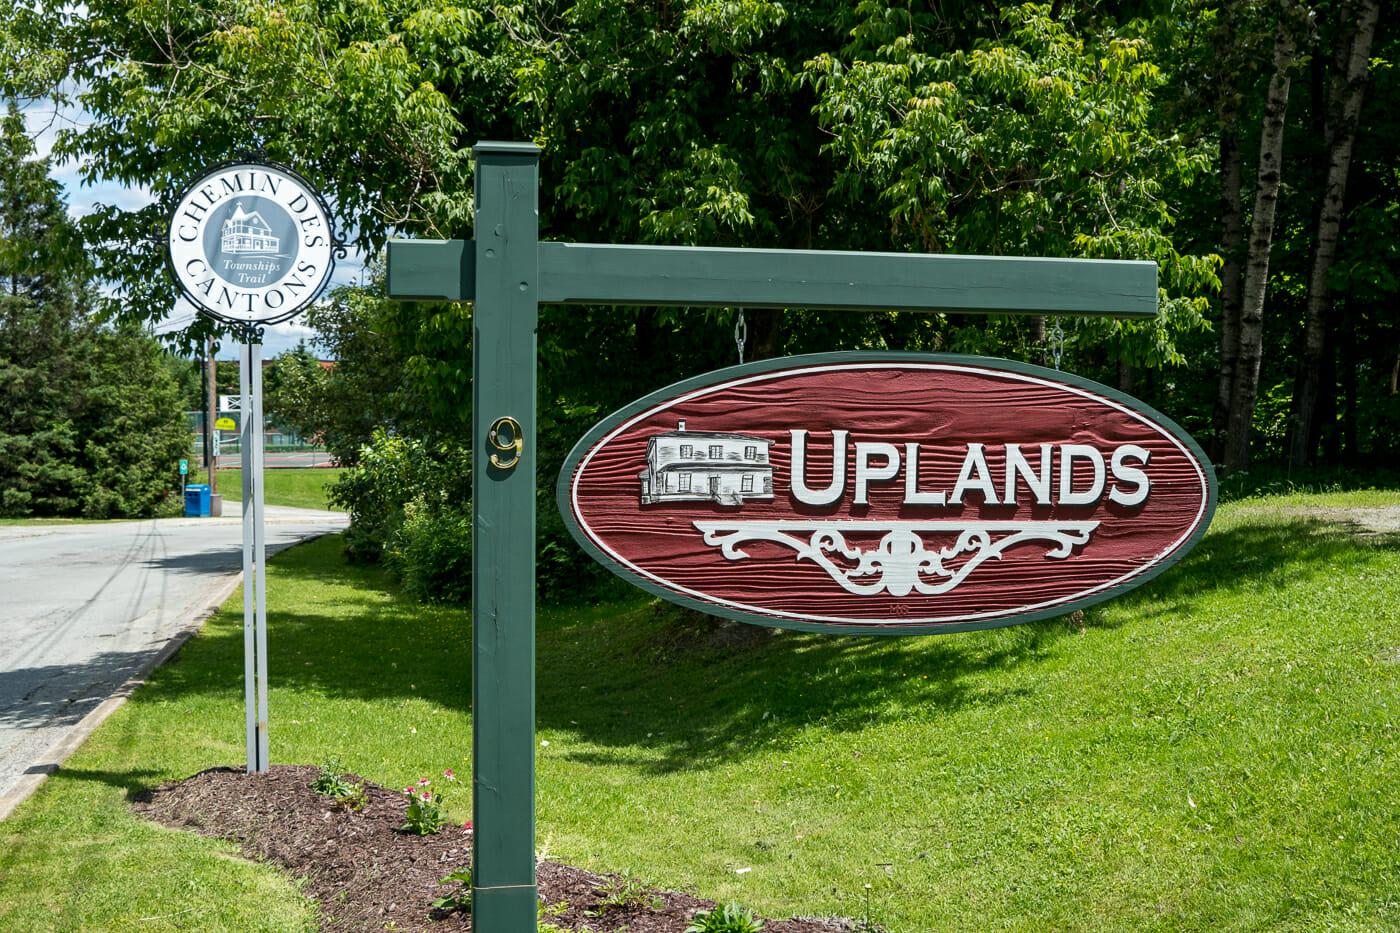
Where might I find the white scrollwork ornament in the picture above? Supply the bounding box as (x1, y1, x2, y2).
(694, 520, 1099, 598)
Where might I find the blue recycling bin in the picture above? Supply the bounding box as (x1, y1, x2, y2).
(184, 484, 211, 517)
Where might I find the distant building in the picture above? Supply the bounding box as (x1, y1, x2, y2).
(639, 420, 773, 506)
(221, 204, 279, 254)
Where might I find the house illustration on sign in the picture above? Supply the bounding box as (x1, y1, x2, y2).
(639, 420, 774, 506)
(221, 204, 280, 254)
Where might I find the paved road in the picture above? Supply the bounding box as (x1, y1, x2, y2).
(0, 506, 348, 819)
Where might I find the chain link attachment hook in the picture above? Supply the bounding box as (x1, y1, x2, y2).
(734, 309, 748, 366)
(1049, 319, 1065, 371)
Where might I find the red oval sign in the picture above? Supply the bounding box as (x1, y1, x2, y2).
(558, 353, 1216, 634)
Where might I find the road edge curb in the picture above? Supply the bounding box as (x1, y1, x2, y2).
(0, 571, 245, 822)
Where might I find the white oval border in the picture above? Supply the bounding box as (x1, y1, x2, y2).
(567, 357, 1214, 629)
(167, 162, 336, 325)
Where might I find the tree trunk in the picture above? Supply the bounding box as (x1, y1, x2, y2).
(1319, 333, 1339, 461)
(745, 307, 784, 362)
(1118, 358, 1136, 395)
(1211, 0, 1246, 465)
(1339, 317, 1359, 461)
(1287, 0, 1381, 468)
(1224, 1, 1302, 472)
(1029, 314, 1047, 366)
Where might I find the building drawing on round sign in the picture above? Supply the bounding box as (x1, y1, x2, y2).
(221, 203, 280, 254)
(639, 420, 774, 506)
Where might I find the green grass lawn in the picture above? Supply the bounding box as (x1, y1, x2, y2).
(0, 467, 341, 524)
(189, 467, 342, 511)
(2, 492, 1397, 932)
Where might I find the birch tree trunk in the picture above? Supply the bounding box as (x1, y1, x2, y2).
(1224, 0, 1302, 472)
(1287, 0, 1381, 467)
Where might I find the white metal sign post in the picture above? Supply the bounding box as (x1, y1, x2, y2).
(240, 341, 269, 768)
(165, 155, 345, 772)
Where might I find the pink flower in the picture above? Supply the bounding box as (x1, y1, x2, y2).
(403, 787, 415, 795)
(462, 820, 473, 831)
(443, 769, 456, 781)
(417, 778, 432, 787)
(420, 792, 432, 803)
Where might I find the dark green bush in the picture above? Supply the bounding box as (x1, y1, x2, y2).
(329, 429, 471, 565)
(387, 499, 473, 604)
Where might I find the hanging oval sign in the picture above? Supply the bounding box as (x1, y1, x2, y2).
(558, 353, 1216, 635)
(166, 159, 342, 327)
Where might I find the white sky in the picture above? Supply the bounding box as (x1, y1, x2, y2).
(19, 95, 365, 360)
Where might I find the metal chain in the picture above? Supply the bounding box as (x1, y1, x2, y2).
(1049, 319, 1065, 371)
(735, 309, 748, 365)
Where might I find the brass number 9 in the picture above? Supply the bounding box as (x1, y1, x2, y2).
(488, 416, 524, 469)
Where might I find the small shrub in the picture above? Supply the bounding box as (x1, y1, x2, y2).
(685, 901, 765, 933)
(329, 429, 471, 568)
(388, 498, 472, 603)
(309, 757, 366, 810)
(400, 770, 458, 835)
(535, 497, 608, 603)
(597, 875, 663, 911)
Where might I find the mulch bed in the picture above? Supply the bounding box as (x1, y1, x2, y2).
(131, 765, 861, 933)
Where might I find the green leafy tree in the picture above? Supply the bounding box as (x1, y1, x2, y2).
(16, 0, 1217, 378)
(1160, 0, 1399, 469)
(1, 0, 509, 351)
(271, 271, 477, 571)
(263, 342, 325, 434)
(1286, 0, 1383, 467)
(804, 4, 1218, 386)
(0, 98, 189, 518)
(1, 98, 94, 516)
(77, 325, 199, 517)
(0, 297, 91, 515)
(163, 353, 205, 413)
(5, 0, 1240, 593)
(275, 275, 445, 468)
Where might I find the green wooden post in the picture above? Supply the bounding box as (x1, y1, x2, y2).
(470, 142, 540, 931)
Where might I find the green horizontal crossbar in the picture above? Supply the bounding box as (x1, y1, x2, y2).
(385, 239, 475, 301)
(386, 239, 1159, 318)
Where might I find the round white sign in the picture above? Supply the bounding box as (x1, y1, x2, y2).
(167, 162, 338, 325)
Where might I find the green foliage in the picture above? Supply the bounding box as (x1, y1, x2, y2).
(263, 343, 325, 433)
(390, 497, 473, 604)
(0, 109, 190, 519)
(7, 0, 1400, 475)
(164, 353, 205, 413)
(7, 0, 496, 350)
(329, 428, 471, 565)
(400, 773, 455, 835)
(685, 902, 765, 933)
(273, 266, 475, 590)
(804, 4, 1218, 371)
(597, 875, 664, 911)
(400, 789, 449, 834)
(298, 269, 603, 604)
(432, 869, 473, 912)
(309, 758, 367, 811)
(76, 326, 197, 518)
(276, 280, 424, 469)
